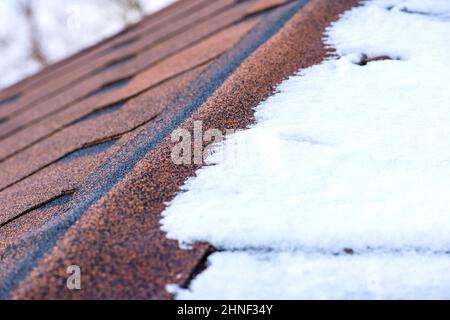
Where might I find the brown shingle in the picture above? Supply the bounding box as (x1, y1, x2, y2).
(0, 0, 230, 122)
(0, 62, 210, 226)
(0, 0, 260, 135)
(0, 0, 201, 103)
(0, 0, 358, 299)
(0, 19, 258, 192)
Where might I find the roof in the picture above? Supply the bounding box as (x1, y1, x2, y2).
(0, 0, 358, 299)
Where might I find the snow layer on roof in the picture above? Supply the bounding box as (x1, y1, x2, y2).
(162, 0, 450, 298)
(162, 0, 450, 251)
(176, 251, 450, 300)
(378, 0, 450, 17)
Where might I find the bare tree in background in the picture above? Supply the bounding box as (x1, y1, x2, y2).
(114, 0, 145, 24)
(0, 0, 159, 89)
(0, 38, 8, 47)
(19, 0, 48, 67)
(15, 0, 145, 67)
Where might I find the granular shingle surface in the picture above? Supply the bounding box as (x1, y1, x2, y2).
(0, 0, 358, 299)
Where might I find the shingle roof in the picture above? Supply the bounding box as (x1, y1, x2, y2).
(0, 0, 357, 299)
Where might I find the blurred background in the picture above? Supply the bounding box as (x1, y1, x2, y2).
(0, 0, 176, 89)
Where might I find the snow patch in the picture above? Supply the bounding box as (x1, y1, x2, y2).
(161, 0, 450, 298)
(176, 251, 450, 300)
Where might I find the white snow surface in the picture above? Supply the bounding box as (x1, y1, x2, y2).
(0, 0, 176, 89)
(176, 251, 450, 300)
(161, 0, 450, 299)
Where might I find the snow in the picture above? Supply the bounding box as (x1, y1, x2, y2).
(0, 0, 177, 89)
(379, 0, 450, 17)
(176, 251, 450, 300)
(0, 1, 40, 89)
(161, 0, 450, 299)
(162, 0, 450, 252)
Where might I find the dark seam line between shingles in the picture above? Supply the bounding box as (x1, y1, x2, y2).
(0, 94, 20, 108)
(0, 7, 242, 141)
(86, 77, 133, 98)
(198, 246, 450, 256)
(0, 114, 158, 193)
(56, 139, 118, 164)
(0, 57, 217, 164)
(0, 0, 231, 122)
(93, 54, 136, 74)
(180, 245, 217, 290)
(0, 189, 77, 230)
(71, 101, 127, 125)
(105, 37, 140, 53)
(0, 0, 308, 299)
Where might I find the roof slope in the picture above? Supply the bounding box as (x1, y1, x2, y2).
(0, 0, 357, 299)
